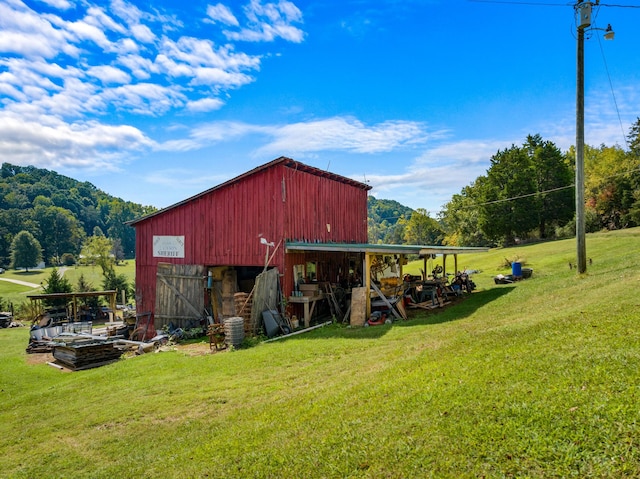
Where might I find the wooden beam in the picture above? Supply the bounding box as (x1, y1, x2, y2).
(369, 280, 401, 320)
(365, 253, 372, 318)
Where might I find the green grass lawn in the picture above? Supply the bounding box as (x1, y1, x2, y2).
(1, 231, 640, 478)
(0, 261, 136, 309)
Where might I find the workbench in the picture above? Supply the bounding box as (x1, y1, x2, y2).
(288, 293, 325, 327)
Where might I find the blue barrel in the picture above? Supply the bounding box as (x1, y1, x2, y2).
(512, 262, 522, 277)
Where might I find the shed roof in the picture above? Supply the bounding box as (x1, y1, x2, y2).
(128, 157, 372, 226)
(27, 290, 118, 301)
(285, 241, 489, 256)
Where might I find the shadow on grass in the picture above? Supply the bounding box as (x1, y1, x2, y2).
(397, 286, 515, 327)
(282, 286, 516, 342)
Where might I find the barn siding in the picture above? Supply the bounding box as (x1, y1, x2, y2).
(132, 158, 370, 316)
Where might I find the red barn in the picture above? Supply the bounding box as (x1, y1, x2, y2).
(129, 157, 372, 336)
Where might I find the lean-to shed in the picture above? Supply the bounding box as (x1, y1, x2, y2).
(128, 157, 372, 335)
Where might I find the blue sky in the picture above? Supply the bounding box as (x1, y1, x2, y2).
(1, 0, 639, 214)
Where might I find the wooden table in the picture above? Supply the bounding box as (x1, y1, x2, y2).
(288, 293, 325, 327)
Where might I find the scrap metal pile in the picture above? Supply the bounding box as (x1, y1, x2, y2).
(27, 319, 169, 370)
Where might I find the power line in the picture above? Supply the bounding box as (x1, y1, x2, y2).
(455, 164, 640, 210)
(468, 0, 570, 5)
(595, 24, 630, 150)
(468, 0, 640, 6)
(473, 185, 574, 207)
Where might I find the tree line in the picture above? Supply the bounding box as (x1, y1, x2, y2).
(369, 118, 640, 247)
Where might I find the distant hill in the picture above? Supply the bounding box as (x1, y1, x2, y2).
(367, 196, 414, 244)
(0, 163, 156, 268)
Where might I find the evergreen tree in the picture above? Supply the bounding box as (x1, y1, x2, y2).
(42, 268, 72, 307)
(627, 117, 640, 157)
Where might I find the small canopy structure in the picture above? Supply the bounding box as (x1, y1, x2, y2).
(285, 242, 489, 317)
(27, 290, 118, 323)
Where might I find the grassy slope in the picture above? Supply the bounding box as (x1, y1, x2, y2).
(1, 230, 639, 478)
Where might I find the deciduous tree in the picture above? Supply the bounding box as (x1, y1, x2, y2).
(10, 230, 42, 272)
(403, 209, 444, 245)
(81, 235, 115, 276)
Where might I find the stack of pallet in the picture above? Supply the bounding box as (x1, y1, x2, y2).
(52, 340, 124, 370)
(233, 292, 253, 334)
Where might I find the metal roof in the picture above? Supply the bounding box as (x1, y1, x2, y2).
(285, 242, 489, 256)
(27, 290, 118, 301)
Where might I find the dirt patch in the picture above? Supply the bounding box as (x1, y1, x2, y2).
(25, 338, 219, 369)
(164, 340, 221, 356)
(26, 351, 55, 365)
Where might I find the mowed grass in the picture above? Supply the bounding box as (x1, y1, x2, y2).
(1, 230, 640, 478)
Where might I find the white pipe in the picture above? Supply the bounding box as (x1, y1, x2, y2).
(263, 321, 332, 343)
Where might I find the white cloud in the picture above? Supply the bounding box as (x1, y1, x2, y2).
(0, 0, 305, 128)
(66, 19, 115, 50)
(0, 0, 308, 174)
(413, 139, 508, 168)
(84, 6, 126, 35)
(156, 120, 260, 151)
(130, 23, 155, 43)
(191, 68, 254, 87)
(159, 37, 260, 71)
(110, 0, 144, 26)
(156, 117, 432, 156)
(39, 0, 73, 9)
(102, 83, 186, 115)
(257, 117, 430, 155)
(0, 3, 73, 59)
(224, 0, 305, 43)
(186, 97, 225, 112)
(0, 111, 153, 169)
(117, 53, 155, 79)
(206, 4, 240, 27)
(87, 65, 131, 85)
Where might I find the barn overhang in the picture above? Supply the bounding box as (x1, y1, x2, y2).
(285, 242, 489, 317)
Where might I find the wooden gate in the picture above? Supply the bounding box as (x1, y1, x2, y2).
(155, 263, 205, 330)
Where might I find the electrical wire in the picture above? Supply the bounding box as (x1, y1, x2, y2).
(594, 22, 630, 150)
(468, 0, 570, 5)
(454, 164, 640, 211)
(468, 0, 640, 6)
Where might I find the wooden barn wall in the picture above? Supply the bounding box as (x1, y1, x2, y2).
(134, 163, 369, 315)
(134, 166, 288, 315)
(282, 165, 369, 244)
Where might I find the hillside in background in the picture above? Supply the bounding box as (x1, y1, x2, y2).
(367, 195, 414, 244)
(0, 163, 156, 267)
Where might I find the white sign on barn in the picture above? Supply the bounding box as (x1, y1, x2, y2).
(153, 235, 185, 258)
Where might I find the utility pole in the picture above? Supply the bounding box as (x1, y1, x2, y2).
(576, 2, 587, 274)
(574, 1, 614, 274)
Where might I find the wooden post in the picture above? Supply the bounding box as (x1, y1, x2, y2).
(422, 255, 427, 280)
(364, 253, 372, 319)
(109, 292, 116, 322)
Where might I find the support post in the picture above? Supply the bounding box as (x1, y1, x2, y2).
(576, 25, 587, 273)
